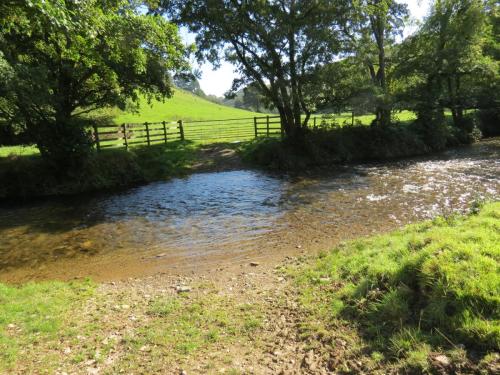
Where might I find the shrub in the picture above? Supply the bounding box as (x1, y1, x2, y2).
(0, 149, 145, 199)
(242, 119, 454, 170)
(477, 108, 500, 137)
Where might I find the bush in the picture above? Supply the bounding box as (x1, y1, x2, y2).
(0, 149, 145, 199)
(242, 120, 454, 170)
(0, 141, 197, 200)
(477, 108, 500, 137)
(33, 119, 94, 171)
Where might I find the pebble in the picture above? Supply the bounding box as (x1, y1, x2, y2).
(176, 286, 191, 293)
(250, 262, 260, 267)
(434, 354, 451, 367)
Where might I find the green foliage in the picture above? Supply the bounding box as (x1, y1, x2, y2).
(0, 141, 200, 199)
(242, 117, 456, 170)
(294, 202, 500, 363)
(0, 280, 95, 370)
(395, 0, 498, 130)
(0, 0, 188, 166)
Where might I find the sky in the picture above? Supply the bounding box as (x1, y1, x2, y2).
(182, 0, 432, 97)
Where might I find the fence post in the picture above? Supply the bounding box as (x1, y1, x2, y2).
(122, 123, 128, 149)
(313, 117, 317, 129)
(266, 115, 270, 136)
(162, 121, 168, 144)
(352, 110, 355, 126)
(93, 124, 101, 151)
(254, 117, 258, 138)
(178, 120, 185, 141)
(145, 122, 150, 146)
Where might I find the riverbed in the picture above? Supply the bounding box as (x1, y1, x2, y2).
(0, 139, 498, 282)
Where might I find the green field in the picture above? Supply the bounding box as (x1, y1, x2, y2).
(115, 89, 263, 123)
(0, 89, 417, 156)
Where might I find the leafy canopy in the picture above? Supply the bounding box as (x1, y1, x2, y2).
(0, 0, 188, 165)
(158, 0, 347, 136)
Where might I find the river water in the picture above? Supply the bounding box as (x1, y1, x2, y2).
(0, 139, 498, 282)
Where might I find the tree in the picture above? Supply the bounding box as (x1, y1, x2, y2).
(304, 57, 376, 115)
(0, 0, 188, 167)
(174, 73, 206, 97)
(339, 0, 408, 126)
(395, 0, 494, 129)
(158, 0, 344, 140)
(242, 82, 268, 112)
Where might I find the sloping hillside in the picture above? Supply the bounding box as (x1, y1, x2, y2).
(115, 89, 263, 123)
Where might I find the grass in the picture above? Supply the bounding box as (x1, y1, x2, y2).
(0, 280, 263, 373)
(0, 88, 418, 156)
(115, 89, 263, 123)
(106, 293, 263, 373)
(290, 201, 500, 372)
(142, 296, 262, 355)
(0, 145, 39, 157)
(0, 203, 497, 372)
(0, 280, 95, 371)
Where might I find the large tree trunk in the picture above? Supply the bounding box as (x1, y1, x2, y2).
(370, 13, 391, 127)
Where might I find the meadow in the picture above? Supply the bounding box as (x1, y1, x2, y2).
(0, 89, 417, 156)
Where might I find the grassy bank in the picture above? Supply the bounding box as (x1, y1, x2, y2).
(0, 278, 264, 373)
(289, 201, 500, 372)
(0, 141, 198, 200)
(0, 202, 498, 373)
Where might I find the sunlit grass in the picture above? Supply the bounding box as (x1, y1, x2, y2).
(0, 280, 95, 371)
(291, 201, 500, 371)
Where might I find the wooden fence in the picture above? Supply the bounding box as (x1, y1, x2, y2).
(254, 115, 282, 137)
(93, 120, 183, 150)
(93, 112, 357, 149)
(181, 117, 257, 142)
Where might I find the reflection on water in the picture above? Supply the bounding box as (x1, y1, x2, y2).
(0, 138, 499, 281)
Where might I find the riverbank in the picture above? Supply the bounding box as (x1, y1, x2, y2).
(0, 117, 492, 201)
(241, 118, 485, 171)
(1, 138, 498, 283)
(0, 141, 245, 201)
(1, 202, 498, 374)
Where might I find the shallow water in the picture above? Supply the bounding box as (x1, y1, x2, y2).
(0, 139, 498, 282)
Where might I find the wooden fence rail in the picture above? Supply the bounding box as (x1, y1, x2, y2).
(93, 120, 183, 150)
(93, 112, 357, 150)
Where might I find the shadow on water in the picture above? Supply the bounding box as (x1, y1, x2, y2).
(0, 138, 498, 278)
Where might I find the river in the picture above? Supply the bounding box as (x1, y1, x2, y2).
(0, 139, 498, 282)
